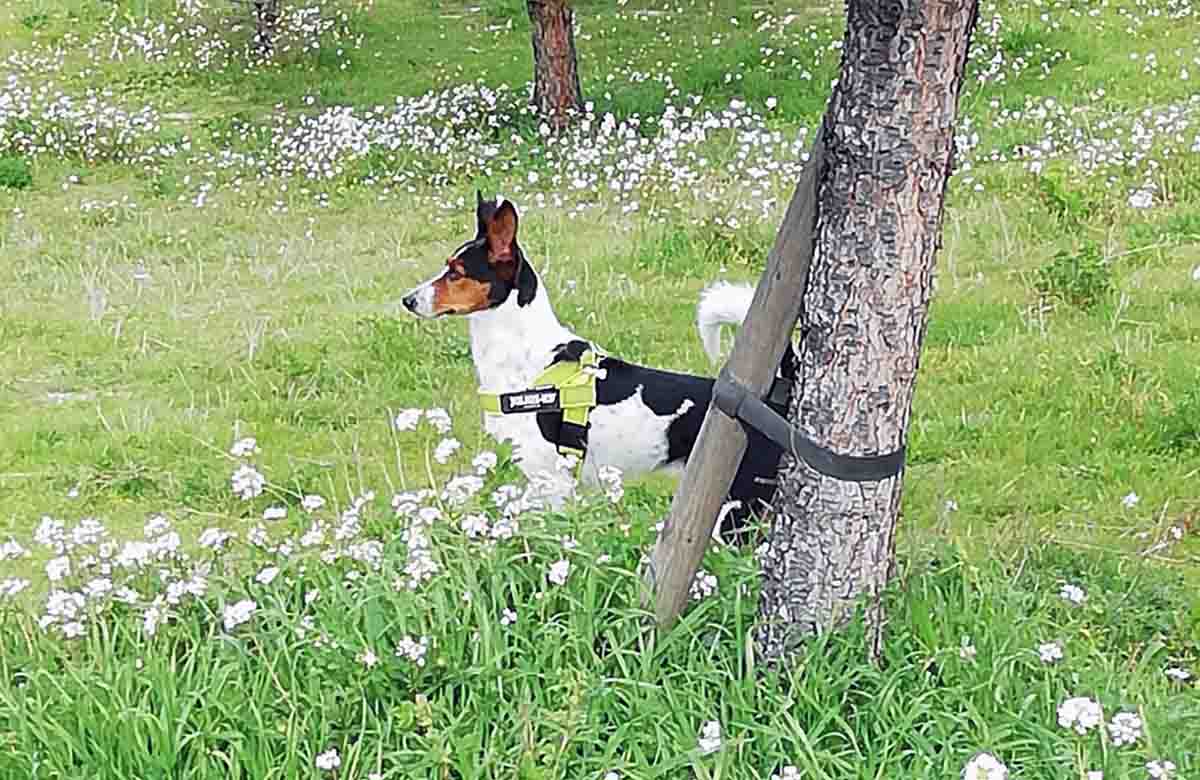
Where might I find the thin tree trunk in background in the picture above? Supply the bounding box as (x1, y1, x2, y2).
(527, 0, 583, 129)
(252, 0, 280, 54)
(757, 0, 979, 663)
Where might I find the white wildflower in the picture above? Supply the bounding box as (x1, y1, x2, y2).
(1128, 189, 1154, 209)
(43, 590, 85, 626)
(34, 516, 67, 553)
(501, 608, 517, 626)
(1057, 696, 1103, 734)
(1060, 583, 1087, 606)
(83, 577, 112, 599)
(0, 539, 29, 560)
(263, 505, 287, 521)
(143, 515, 171, 538)
(230, 437, 259, 457)
(425, 407, 452, 434)
(348, 540, 385, 570)
(359, 648, 379, 668)
(461, 514, 490, 538)
(71, 518, 107, 547)
(222, 599, 257, 631)
(1122, 491, 1140, 508)
(417, 506, 442, 525)
(1038, 641, 1064, 664)
(443, 474, 484, 506)
(231, 464, 266, 500)
(597, 465, 624, 503)
(490, 516, 518, 541)
(142, 601, 167, 637)
(198, 528, 232, 551)
(690, 570, 717, 601)
(113, 586, 139, 604)
(433, 437, 461, 464)
(962, 752, 1008, 780)
(0, 578, 32, 598)
(247, 525, 269, 547)
(1146, 760, 1177, 779)
(473, 451, 498, 474)
(1164, 667, 1192, 682)
(300, 523, 326, 548)
(255, 566, 280, 585)
(46, 555, 71, 582)
(60, 621, 86, 639)
(395, 635, 429, 666)
(393, 408, 422, 431)
(698, 720, 722, 755)
(1108, 711, 1143, 746)
(548, 558, 571, 586)
(315, 748, 341, 771)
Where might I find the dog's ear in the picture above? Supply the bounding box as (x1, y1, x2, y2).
(486, 199, 518, 262)
(515, 250, 538, 307)
(475, 189, 488, 236)
(479, 195, 537, 306)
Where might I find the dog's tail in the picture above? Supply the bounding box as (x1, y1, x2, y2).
(696, 281, 756, 363)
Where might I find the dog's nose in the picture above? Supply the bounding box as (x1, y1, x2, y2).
(402, 294, 417, 312)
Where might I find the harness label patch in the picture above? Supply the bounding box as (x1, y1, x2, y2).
(500, 388, 561, 414)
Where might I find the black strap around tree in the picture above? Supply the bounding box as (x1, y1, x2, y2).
(713, 369, 906, 483)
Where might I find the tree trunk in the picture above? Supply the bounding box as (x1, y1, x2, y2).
(756, 0, 979, 663)
(252, 0, 280, 54)
(527, 0, 583, 129)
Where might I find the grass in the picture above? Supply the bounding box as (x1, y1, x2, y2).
(1, 0, 1199, 776)
(2, 492, 1198, 779)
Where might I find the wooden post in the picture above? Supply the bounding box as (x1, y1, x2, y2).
(645, 131, 827, 631)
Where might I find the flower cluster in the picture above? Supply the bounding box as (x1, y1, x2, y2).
(1057, 696, 1103, 735)
(1107, 711, 1143, 747)
(962, 752, 1008, 780)
(0, 75, 165, 163)
(698, 720, 722, 755)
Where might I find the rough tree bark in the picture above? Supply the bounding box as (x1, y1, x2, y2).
(526, 0, 583, 129)
(756, 0, 979, 663)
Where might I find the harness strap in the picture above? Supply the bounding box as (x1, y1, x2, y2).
(478, 349, 602, 460)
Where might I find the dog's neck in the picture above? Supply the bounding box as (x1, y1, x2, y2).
(468, 271, 573, 391)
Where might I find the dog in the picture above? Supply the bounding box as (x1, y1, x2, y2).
(403, 192, 794, 540)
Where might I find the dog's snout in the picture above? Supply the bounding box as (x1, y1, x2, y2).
(402, 293, 417, 312)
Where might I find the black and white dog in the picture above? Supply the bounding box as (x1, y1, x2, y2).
(403, 193, 793, 539)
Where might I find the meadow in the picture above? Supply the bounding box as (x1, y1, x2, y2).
(1, 0, 1199, 777)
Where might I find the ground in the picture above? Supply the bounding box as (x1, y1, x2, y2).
(0, 0, 1198, 778)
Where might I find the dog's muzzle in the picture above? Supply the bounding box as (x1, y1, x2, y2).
(402, 293, 418, 312)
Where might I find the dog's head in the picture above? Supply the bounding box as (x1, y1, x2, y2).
(403, 192, 538, 319)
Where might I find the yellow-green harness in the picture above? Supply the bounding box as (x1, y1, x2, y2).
(478, 348, 602, 460)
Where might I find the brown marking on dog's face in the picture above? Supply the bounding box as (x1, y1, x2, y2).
(428, 257, 495, 316)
